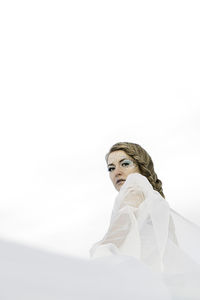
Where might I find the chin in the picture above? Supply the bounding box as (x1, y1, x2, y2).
(116, 185, 122, 192)
(116, 181, 126, 191)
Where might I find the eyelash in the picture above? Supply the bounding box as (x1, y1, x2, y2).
(108, 161, 132, 172)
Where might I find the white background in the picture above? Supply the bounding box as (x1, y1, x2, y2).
(0, 0, 200, 259)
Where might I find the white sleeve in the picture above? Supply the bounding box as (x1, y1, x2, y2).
(89, 173, 177, 272)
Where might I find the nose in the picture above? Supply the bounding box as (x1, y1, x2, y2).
(113, 165, 123, 178)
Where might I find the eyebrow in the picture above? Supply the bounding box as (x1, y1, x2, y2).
(107, 158, 128, 167)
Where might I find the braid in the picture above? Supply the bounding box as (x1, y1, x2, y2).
(105, 142, 165, 199)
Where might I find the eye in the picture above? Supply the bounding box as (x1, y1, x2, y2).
(108, 167, 115, 172)
(121, 159, 133, 167)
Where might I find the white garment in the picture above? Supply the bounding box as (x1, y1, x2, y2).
(89, 173, 200, 299)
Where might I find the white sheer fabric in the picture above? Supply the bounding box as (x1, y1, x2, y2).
(89, 173, 200, 299)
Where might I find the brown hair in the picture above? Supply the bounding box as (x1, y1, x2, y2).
(105, 142, 165, 199)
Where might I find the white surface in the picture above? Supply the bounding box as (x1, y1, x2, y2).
(0, 0, 200, 258)
(0, 239, 172, 300)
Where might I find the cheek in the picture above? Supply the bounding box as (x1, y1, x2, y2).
(111, 175, 116, 185)
(128, 167, 138, 173)
(109, 173, 114, 181)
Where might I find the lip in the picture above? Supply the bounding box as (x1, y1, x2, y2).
(116, 179, 125, 184)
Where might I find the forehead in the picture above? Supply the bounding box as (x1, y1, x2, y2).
(107, 150, 131, 164)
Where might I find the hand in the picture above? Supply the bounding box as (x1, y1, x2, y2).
(119, 189, 145, 209)
(120, 173, 153, 198)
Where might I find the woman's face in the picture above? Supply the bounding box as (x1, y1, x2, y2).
(107, 150, 141, 191)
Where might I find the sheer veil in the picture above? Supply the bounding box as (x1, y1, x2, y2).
(170, 208, 200, 265)
(90, 173, 200, 299)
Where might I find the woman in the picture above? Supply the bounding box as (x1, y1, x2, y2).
(90, 142, 200, 298)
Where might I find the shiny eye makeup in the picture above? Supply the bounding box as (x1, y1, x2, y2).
(107, 159, 135, 172)
(120, 159, 134, 167)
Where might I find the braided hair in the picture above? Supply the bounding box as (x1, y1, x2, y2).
(105, 142, 165, 199)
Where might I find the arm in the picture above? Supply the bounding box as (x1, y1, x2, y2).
(90, 174, 150, 259)
(89, 173, 179, 273)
